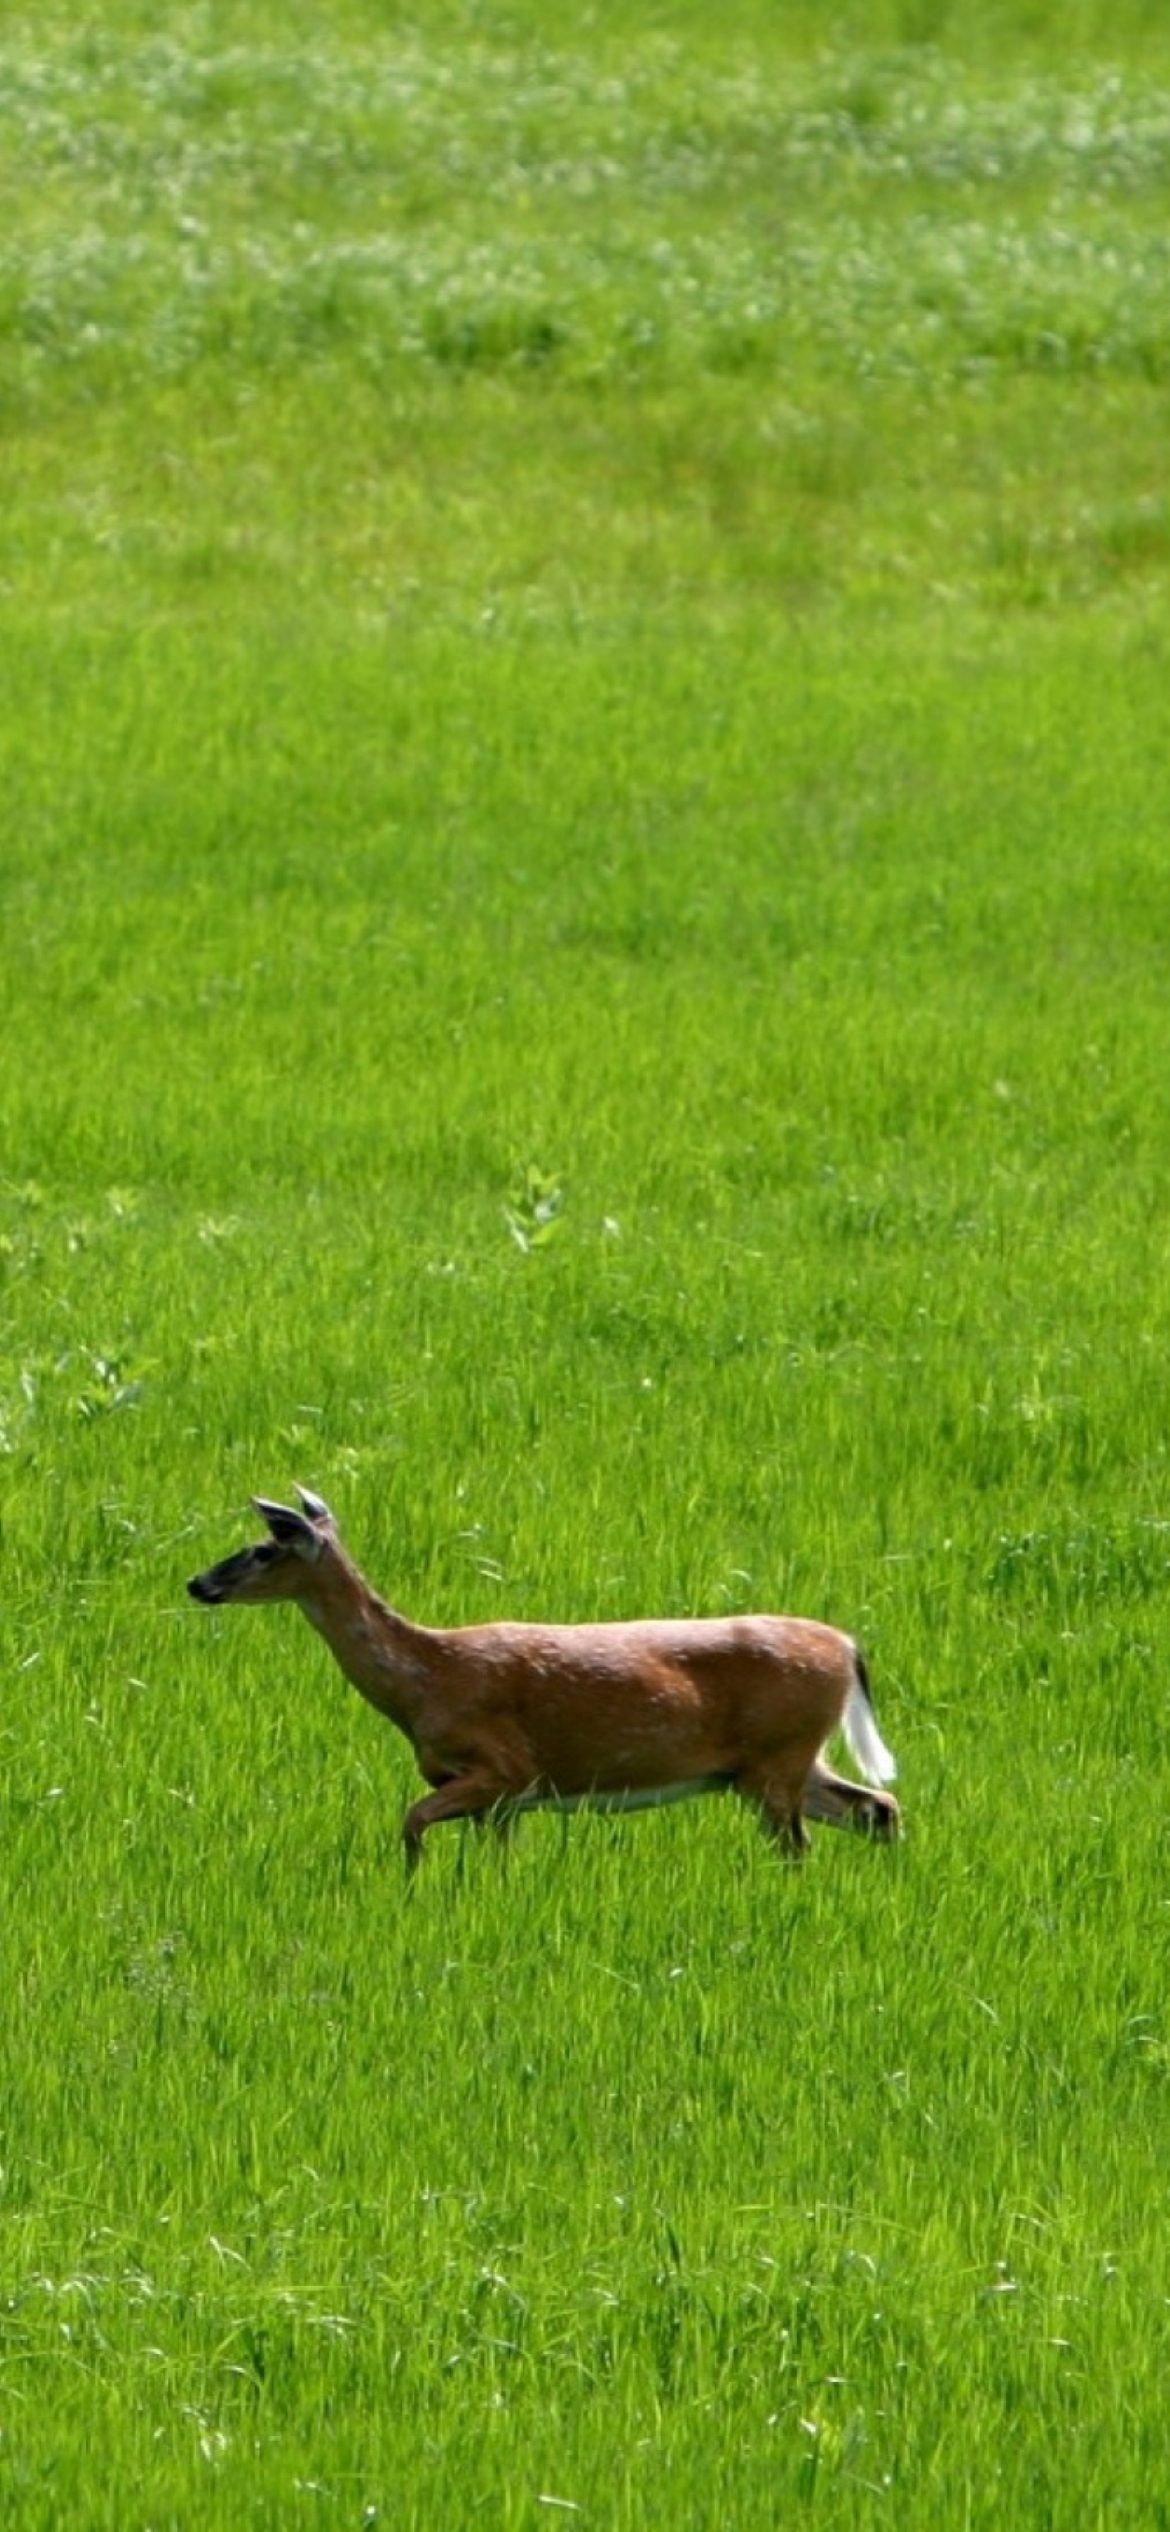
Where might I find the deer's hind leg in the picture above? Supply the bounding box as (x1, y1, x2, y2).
(732, 1758, 816, 1859)
(803, 1762, 900, 1841)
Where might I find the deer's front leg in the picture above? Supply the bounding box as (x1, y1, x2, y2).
(402, 1728, 538, 1868)
(403, 1773, 512, 1870)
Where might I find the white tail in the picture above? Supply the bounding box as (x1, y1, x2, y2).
(841, 1660, 898, 1788)
(188, 1490, 901, 1868)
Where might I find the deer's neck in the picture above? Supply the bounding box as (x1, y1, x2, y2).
(299, 1560, 432, 1740)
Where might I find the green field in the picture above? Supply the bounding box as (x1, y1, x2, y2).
(4, 2, 1170, 2522)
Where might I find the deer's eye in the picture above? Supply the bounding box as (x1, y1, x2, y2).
(253, 1542, 278, 1566)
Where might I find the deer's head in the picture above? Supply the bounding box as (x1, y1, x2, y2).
(187, 1486, 337, 1606)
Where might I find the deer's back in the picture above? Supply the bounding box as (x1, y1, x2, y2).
(419, 1612, 853, 1793)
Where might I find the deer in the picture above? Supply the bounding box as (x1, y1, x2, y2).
(187, 1489, 900, 1869)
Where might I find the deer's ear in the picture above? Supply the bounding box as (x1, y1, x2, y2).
(294, 1483, 335, 1527)
(250, 1497, 325, 1562)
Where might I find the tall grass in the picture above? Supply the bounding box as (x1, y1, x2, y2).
(3, 3, 1170, 2523)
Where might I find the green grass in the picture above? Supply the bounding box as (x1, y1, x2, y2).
(3, 2, 1170, 2523)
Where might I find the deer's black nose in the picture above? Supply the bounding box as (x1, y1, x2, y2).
(187, 1573, 220, 1603)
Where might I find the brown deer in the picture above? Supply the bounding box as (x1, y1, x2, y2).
(187, 1489, 900, 1867)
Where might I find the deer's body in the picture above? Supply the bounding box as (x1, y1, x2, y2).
(188, 1491, 900, 1864)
